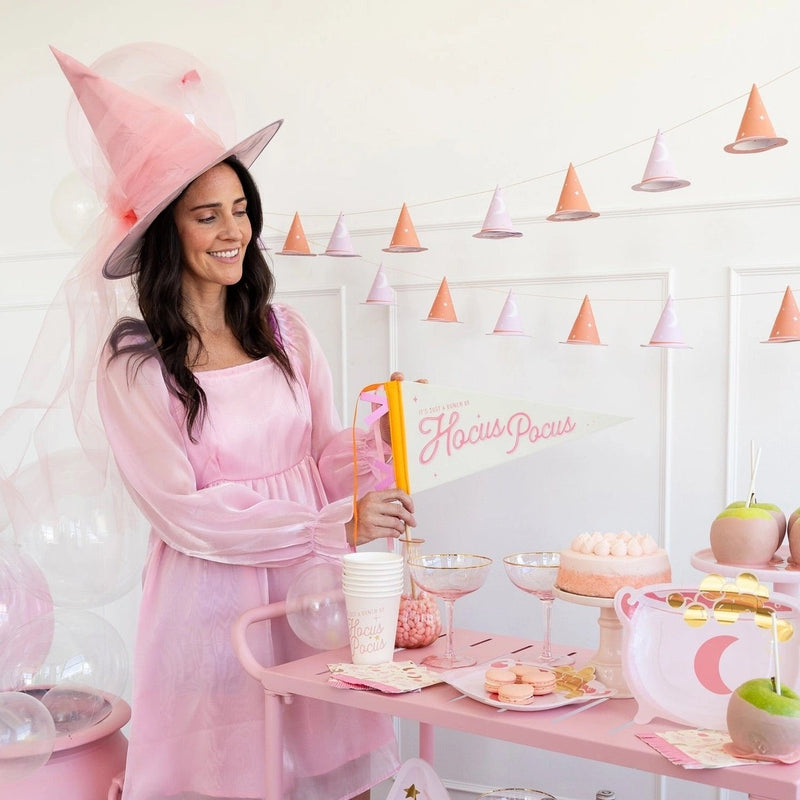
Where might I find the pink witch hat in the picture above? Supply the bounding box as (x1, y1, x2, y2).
(632, 131, 691, 192)
(473, 186, 523, 239)
(725, 84, 788, 154)
(277, 212, 316, 256)
(425, 278, 460, 322)
(547, 163, 600, 221)
(363, 264, 395, 305)
(487, 290, 529, 336)
(324, 213, 360, 257)
(641, 296, 692, 348)
(51, 47, 283, 279)
(383, 203, 427, 253)
(561, 295, 606, 345)
(762, 286, 800, 343)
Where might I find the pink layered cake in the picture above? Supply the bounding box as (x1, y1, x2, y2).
(557, 531, 671, 598)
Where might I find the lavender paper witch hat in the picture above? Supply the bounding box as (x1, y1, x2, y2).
(324, 213, 360, 257)
(641, 296, 691, 348)
(473, 186, 522, 238)
(632, 131, 690, 192)
(487, 290, 529, 336)
(51, 46, 283, 279)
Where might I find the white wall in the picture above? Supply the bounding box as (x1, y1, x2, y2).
(5, 2, 800, 799)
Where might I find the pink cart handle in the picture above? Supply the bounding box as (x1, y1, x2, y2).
(231, 601, 287, 681)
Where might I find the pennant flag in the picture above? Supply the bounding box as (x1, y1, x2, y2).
(359, 381, 629, 494)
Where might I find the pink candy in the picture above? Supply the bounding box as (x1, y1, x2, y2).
(395, 592, 442, 648)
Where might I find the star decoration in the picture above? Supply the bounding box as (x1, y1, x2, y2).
(404, 784, 420, 799)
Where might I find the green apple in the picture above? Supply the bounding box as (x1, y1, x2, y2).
(736, 678, 800, 716)
(710, 506, 779, 566)
(728, 678, 800, 760)
(728, 501, 786, 546)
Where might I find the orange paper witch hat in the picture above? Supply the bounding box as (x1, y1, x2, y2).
(425, 277, 460, 322)
(561, 295, 605, 345)
(277, 212, 316, 256)
(383, 203, 428, 253)
(762, 286, 800, 343)
(547, 163, 600, 221)
(724, 84, 788, 154)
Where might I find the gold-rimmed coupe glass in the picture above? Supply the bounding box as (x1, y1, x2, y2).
(503, 551, 560, 664)
(407, 553, 492, 669)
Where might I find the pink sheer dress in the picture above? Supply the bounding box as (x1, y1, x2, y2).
(97, 304, 399, 800)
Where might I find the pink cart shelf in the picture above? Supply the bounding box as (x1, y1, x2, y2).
(233, 614, 800, 800)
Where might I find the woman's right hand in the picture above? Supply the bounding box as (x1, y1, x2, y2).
(345, 488, 416, 546)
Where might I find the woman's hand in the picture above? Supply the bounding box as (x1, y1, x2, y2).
(380, 371, 428, 445)
(346, 488, 416, 546)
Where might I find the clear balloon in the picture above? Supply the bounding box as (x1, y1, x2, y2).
(286, 561, 349, 650)
(0, 541, 53, 652)
(0, 691, 56, 783)
(12, 449, 148, 608)
(0, 609, 128, 737)
(41, 684, 111, 734)
(50, 171, 101, 247)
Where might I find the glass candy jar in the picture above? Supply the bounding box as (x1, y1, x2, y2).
(395, 538, 442, 648)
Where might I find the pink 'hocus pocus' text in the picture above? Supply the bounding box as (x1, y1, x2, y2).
(417, 410, 577, 463)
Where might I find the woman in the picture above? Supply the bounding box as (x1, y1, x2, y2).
(53, 48, 413, 800)
(98, 155, 414, 800)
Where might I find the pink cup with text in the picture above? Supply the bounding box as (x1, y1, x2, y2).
(343, 589, 401, 664)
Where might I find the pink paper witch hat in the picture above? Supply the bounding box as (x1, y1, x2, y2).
(51, 46, 283, 279)
(762, 286, 800, 343)
(324, 212, 360, 257)
(363, 264, 395, 305)
(547, 163, 600, 222)
(383, 203, 427, 253)
(561, 295, 605, 345)
(425, 278, 460, 322)
(473, 186, 523, 239)
(488, 290, 529, 336)
(632, 131, 691, 192)
(724, 84, 788, 154)
(641, 296, 692, 348)
(277, 212, 316, 256)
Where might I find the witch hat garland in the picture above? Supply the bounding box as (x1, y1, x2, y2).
(488, 290, 529, 336)
(473, 186, 523, 238)
(383, 203, 427, 253)
(641, 295, 692, 348)
(547, 163, 600, 221)
(324, 212, 360, 257)
(277, 212, 316, 256)
(561, 295, 605, 345)
(425, 278, 460, 322)
(725, 84, 788, 154)
(632, 131, 691, 192)
(763, 286, 800, 343)
(364, 264, 395, 305)
(50, 46, 283, 279)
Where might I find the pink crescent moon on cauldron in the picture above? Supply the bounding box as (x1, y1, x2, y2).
(694, 634, 738, 694)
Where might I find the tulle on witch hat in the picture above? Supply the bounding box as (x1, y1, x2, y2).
(51, 46, 283, 279)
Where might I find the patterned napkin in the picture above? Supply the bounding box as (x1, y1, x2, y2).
(637, 729, 763, 769)
(327, 660, 443, 693)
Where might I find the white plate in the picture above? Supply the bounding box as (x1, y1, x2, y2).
(441, 657, 615, 711)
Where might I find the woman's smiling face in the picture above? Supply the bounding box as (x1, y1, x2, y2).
(174, 162, 252, 293)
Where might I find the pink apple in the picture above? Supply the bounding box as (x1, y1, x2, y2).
(710, 506, 779, 566)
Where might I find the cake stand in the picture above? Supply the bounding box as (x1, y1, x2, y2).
(691, 547, 800, 598)
(553, 586, 631, 698)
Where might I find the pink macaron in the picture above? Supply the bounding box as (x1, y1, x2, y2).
(519, 667, 557, 696)
(498, 682, 535, 705)
(484, 668, 517, 694)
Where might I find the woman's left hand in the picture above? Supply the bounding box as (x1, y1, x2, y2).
(346, 488, 416, 546)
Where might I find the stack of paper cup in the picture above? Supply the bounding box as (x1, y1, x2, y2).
(341, 552, 404, 665)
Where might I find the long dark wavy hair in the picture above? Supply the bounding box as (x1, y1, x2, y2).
(106, 156, 295, 441)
